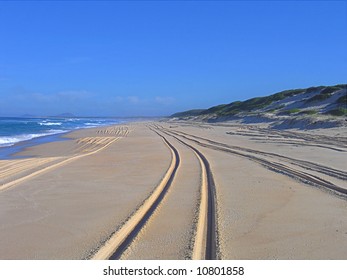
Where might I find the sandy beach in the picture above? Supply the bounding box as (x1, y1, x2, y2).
(0, 121, 346, 259)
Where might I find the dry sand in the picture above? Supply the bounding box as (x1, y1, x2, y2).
(0, 121, 346, 259)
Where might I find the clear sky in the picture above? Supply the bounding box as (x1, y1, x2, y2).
(0, 1, 346, 117)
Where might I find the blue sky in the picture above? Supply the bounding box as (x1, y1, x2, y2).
(0, 1, 346, 117)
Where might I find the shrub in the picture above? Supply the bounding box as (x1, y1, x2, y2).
(299, 110, 317, 115)
(306, 92, 331, 103)
(305, 86, 325, 93)
(321, 86, 341, 95)
(333, 84, 347, 89)
(336, 94, 347, 105)
(325, 108, 347, 116)
(306, 86, 343, 103)
(282, 108, 300, 114)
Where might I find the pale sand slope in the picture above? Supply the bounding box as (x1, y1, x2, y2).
(0, 123, 171, 259)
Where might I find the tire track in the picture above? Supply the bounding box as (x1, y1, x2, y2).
(226, 131, 346, 152)
(255, 127, 347, 150)
(197, 122, 347, 149)
(0, 137, 119, 192)
(1, 126, 130, 192)
(164, 127, 347, 181)
(151, 125, 218, 260)
(91, 132, 180, 260)
(160, 126, 347, 198)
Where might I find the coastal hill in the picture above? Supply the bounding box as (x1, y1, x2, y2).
(171, 84, 346, 129)
(51, 113, 76, 118)
(19, 113, 77, 118)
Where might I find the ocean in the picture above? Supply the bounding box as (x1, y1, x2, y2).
(0, 116, 122, 149)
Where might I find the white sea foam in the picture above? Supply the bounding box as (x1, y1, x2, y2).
(0, 117, 121, 150)
(0, 130, 67, 147)
(39, 122, 62, 126)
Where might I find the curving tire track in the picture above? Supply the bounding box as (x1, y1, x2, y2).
(164, 126, 347, 181)
(151, 125, 218, 260)
(203, 122, 347, 150)
(91, 132, 180, 260)
(203, 131, 346, 180)
(160, 126, 347, 198)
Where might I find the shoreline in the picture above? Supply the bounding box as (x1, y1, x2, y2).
(0, 119, 132, 160)
(0, 132, 70, 160)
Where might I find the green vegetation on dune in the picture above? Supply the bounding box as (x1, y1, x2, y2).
(333, 84, 347, 89)
(170, 84, 347, 119)
(325, 108, 347, 116)
(306, 86, 344, 103)
(171, 109, 205, 118)
(282, 108, 300, 115)
(306, 92, 332, 103)
(200, 89, 305, 116)
(273, 89, 305, 98)
(321, 86, 342, 94)
(336, 94, 347, 105)
(305, 86, 325, 93)
(203, 104, 229, 115)
(298, 109, 317, 115)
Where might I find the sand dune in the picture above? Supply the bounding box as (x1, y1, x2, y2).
(0, 122, 346, 259)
